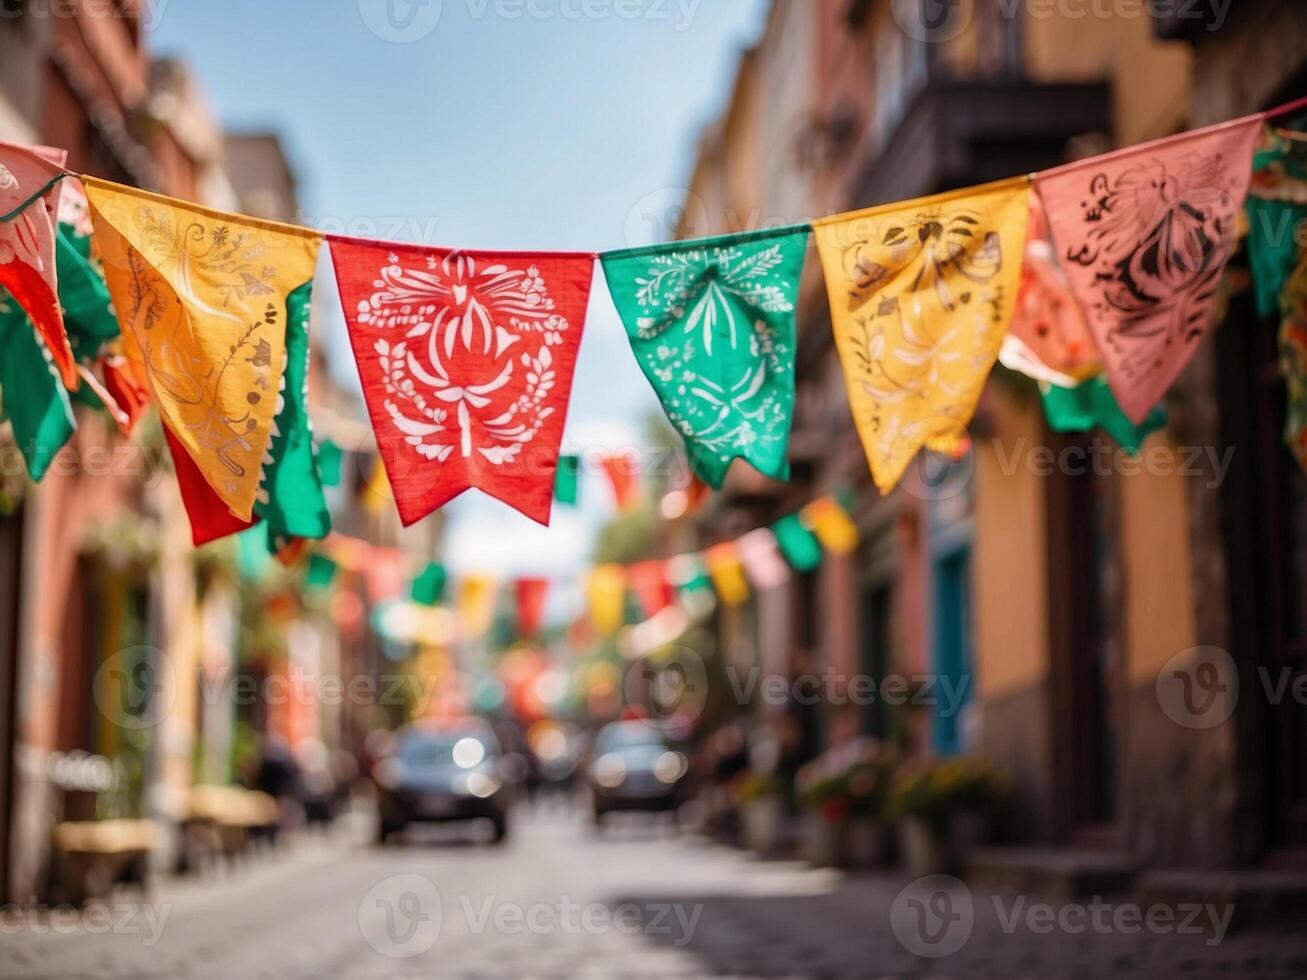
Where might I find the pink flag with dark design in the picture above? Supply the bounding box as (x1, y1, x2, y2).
(0, 141, 77, 389)
(329, 236, 593, 526)
(1036, 115, 1261, 423)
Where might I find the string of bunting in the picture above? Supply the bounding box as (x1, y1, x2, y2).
(0, 100, 1305, 570)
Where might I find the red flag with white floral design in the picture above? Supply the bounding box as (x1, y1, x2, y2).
(329, 237, 593, 526)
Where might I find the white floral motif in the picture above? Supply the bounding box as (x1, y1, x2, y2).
(358, 252, 567, 465)
(622, 239, 799, 477)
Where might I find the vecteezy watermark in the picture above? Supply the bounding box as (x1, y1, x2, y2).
(727, 665, 971, 716)
(358, 0, 444, 42)
(1, 0, 174, 32)
(92, 646, 178, 733)
(1156, 646, 1239, 731)
(359, 874, 444, 959)
(891, 874, 975, 958)
(890, 876, 1234, 958)
(357, 0, 700, 41)
(1159, 646, 1307, 731)
(890, 0, 1233, 44)
(0, 442, 171, 488)
(358, 875, 703, 959)
(0, 900, 172, 947)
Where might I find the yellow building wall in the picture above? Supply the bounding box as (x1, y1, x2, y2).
(973, 391, 1049, 701)
(1118, 435, 1199, 685)
(1022, 10, 1193, 145)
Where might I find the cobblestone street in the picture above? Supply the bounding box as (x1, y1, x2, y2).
(4, 806, 1307, 979)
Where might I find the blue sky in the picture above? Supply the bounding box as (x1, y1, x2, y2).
(148, 0, 768, 595)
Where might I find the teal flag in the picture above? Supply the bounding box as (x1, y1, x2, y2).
(411, 562, 447, 606)
(317, 438, 343, 488)
(772, 513, 822, 573)
(255, 281, 330, 543)
(0, 297, 75, 481)
(602, 226, 809, 488)
(554, 455, 580, 506)
(306, 552, 337, 590)
(1247, 119, 1307, 318)
(57, 224, 120, 358)
(1042, 377, 1167, 454)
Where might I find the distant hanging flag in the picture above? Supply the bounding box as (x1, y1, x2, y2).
(554, 454, 580, 506)
(365, 549, 407, 604)
(458, 575, 499, 638)
(600, 452, 641, 510)
(815, 178, 1031, 493)
(1036, 115, 1261, 424)
(0, 141, 77, 388)
(306, 552, 338, 590)
(802, 497, 859, 556)
(704, 542, 750, 608)
(585, 565, 627, 636)
(411, 562, 448, 606)
(84, 176, 323, 520)
(1041, 376, 1167, 454)
(329, 237, 593, 526)
(771, 514, 823, 573)
(1001, 194, 1101, 387)
(317, 438, 344, 488)
(628, 560, 673, 618)
(602, 226, 809, 488)
(736, 529, 790, 592)
(515, 578, 550, 637)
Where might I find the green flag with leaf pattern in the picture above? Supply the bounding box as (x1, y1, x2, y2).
(602, 226, 809, 488)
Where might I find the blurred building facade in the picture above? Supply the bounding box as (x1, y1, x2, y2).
(681, 0, 1307, 883)
(0, 1, 392, 903)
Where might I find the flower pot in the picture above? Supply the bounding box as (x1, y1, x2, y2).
(742, 797, 785, 856)
(846, 816, 888, 869)
(946, 808, 989, 868)
(802, 812, 848, 868)
(897, 817, 945, 877)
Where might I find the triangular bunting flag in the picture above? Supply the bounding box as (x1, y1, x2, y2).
(515, 577, 550, 637)
(1001, 194, 1101, 386)
(164, 423, 255, 547)
(602, 226, 808, 487)
(704, 542, 750, 608)
(329, 237, 592, 526)
(0, 142, 77, 388)
(1036, 115, 1261, 424)
(554, 454, 580, 506)
(411, 562, 447, 606)
(0, 295, 74, 480)
(628, 560, 673, 618)
(1246, 120, 1307, 318)
(1041, 376, 1167, 454)
(585, 565, 627, 635)
(254, 280, 330, 543)
(306, 552, 338, 590)
(83, 176, 323, 521)
(814, 178, 1031, 493)
(772, 514, 823, 573)
(802, 497, 859, 556)
(736, 528, 790, 592)
(1278, 252, 1307, 472)
(600, 452, 641, 510)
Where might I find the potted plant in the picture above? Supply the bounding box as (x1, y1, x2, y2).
(843, 744, 897, 868)
(797, 764, 851, 868)
(734, 771, 785, 857)
(890, 756, 1006, 876)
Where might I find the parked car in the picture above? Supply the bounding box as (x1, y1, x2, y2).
(587, 721, 689, 826)
(373, 720, 512, 844)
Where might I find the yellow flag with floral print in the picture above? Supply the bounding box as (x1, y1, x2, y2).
(814, 177, 1031, 494)
(83, 177, 322, 519)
